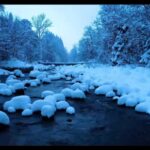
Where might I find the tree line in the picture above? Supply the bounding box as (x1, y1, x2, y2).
(0, 5, 68, 63)
(69, 5, 150, 66)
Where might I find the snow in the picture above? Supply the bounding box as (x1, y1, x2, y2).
(2, 63, 150, 118)
(65, 76, 72, 81)
(117, 95, 128, 105)
(71, 89, 86, 99)
(6, 79, 25, 92)
(5, 79, 25, 93)
(71, 82, 88, 92)
(0, 88, 12, 96)
(29, 70, 41, 78)
(41, 77, 51, 84)
(54, 93, 66, 101)
(22, 109, 33, 116)
(13, 82, 25, 90)
(3, 95, 31, 111)
(0, 59, 31, 68)
(44, 95, 57, 106)
(14, 69, 24, 77)
(0, 83, 13, 96)
(48, 73, 63, 80)
(106, 91, 116, 97)
(140, 49, 150, 66)
(7, 75, 16, 80)
(61, 88, 74, 98)
(37, 72, 48, 81)
(55, 64, 150, 115)
(56, 101, 70, 110)
(135, 101, 150, 114)
(95, 85, 113, 95)
(0, 83, 9, 89)
(34, 64, 53, 71)
(66, 106, 75, 114)
(30, 80, 40, 87)
(41, 105, 56, 118)
(0, 111, 10, 125)
(117, 93, 142, 107)
(31, 100, 51, 112)
(41, 90, 54, 98)
(8, 107, 16, 113)
(6, 79, 21, 86)
(0, 69, 10, 75)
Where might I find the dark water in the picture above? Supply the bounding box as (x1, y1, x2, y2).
(0, 75, 150, 146)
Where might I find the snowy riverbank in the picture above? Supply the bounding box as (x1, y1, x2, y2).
(55, 64, 150, 115)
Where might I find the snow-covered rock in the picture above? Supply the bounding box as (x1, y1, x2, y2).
(6, 75, 16, 81)
(31, 100, 51, 112)
(117, 93, 140, 107)
(48, 74, 62, 81)
(65, 76, 72, 81)
(54, 93, 66, 101)
(0, 83, 9, 89)
(8, 106, 16, 113)
(71, 83, 88, 92)
(30, 81, 39, 87)
(41, 105, 56, 118)
(6, 79, 25, 92)
(0, 88, 12, 96)
(14, 69, 24, 77)
(41, 77, 51, 84)
(24, 79, 41, 87)
(37, 72, 48, 81)
(117, 95, 128, 105)
(44, 95, 57, 106)
(6, 79, 21, 86)
(0, 69, 10, 75)
(125, 97, 139, 107)
(22, 109, 33, 116)
(3, 95, 31, 111)
(41, 90, 54, 98)
(71, 89, 86, 99)
(106, 91, 116, 97)
(29, 70, 41, 78)
(0, 111, 10, 125)
(56, 101, 70, 110)
(113, 96, 120, 100)
(66, 106, 75, 114)
(8, 85, 16, 94)
(89, 85, 95, 90)
(135, 101, 150, 114)
(61, 88, 74, 98)
(13, 82, 25, 90)
(95, 85, 113, 95)
(116, 84, 131, 96)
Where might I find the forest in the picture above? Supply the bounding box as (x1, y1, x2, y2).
(70, 5, 150, 66)
(1, 5, 150, 67)
(0, 5, 68, 63)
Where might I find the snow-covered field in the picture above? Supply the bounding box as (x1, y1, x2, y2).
(1, 63, 150, 126)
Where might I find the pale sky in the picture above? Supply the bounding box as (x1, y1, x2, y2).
(4, 5, 99, 52)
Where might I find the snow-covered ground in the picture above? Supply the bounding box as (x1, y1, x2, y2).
(55, 64, 150, 115)
(0, 59, 32, 68)
(1, 62, 150, 125)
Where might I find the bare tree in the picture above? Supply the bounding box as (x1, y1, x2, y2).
(31, 13, 52, 39)
(32, 13, 52, 60)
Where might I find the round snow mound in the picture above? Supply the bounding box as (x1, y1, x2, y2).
(66, 106, 75, 114)
(41, 105, 56, 118)
(0, 111, 10, 125)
